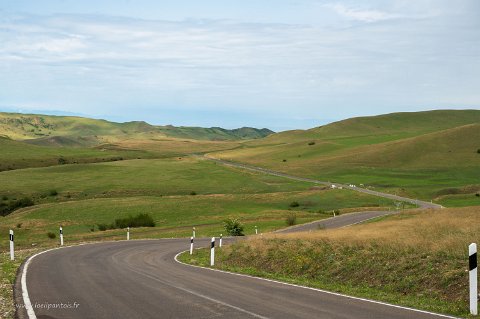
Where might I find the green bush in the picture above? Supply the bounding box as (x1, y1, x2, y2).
(57, 157, 67, 165)
(97, 223, 112, 231)
(49, 189, 58, 196)
(190, 191, 197, 196)
(47, 232, 56, 239)
(224, 218, 245, 236)
(114, 213, 155, 229)
(308, 141, 315, 145)
(0, 197, 34, 217)
(16, 223, 22, 228)
(285, 213, 297, 226)
(477, 149, 480, 154)
(289, 201, 300, 208)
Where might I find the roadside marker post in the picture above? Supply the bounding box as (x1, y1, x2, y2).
(59, 226, 64, 246)
(127, 227, 130, 241)
(193, 227, 196, 238)
(470, 243, 478, 315)
(190, 237, 194, 255)
(210, 237, 215, 266)
(255, 226, 258, 235)
(9, 230, 14, 261)
(219, 234, 223, 248)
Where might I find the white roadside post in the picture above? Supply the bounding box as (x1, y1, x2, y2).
(469, 243, 478, 315)
(59, 226, 64, 246)
(255, 226, 258, 235)
(190, 237, 194, 255)
(210, 237, 215, 266)
(193, 227, 196, 238)
(219, 234, 223, 247)
(9, 230, 14, 261)
(127, 227, 130, 241)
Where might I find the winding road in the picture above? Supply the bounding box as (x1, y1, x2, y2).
(14, 159, 450, 319)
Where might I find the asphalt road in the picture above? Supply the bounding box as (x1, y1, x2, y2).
(16, 212, 455, 319)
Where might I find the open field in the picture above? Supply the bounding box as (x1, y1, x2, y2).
(0, 188, 396, 250)
(180, 206, 480, 317)
(211, 110, 480, 206)
(0, 157, 311, 202)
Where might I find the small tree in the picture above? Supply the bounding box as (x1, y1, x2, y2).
(223, 218, 245, 236)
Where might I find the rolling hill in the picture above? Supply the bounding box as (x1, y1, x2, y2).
(210, 110, 480, 205)
(0, 112, 273, 145)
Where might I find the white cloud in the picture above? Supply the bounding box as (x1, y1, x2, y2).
(326, 3, 399, 22)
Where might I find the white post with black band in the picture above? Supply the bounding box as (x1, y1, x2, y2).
(255, 226, 258, 235)
(59, 226, 64, 246)
(127, 227, 130, 241)
(470, 243, 477, 315)
(219, 234, 223, 248)
(210, 237, 215, 266)
(190, 237, 194, 255)
(9, 230, 14, 261)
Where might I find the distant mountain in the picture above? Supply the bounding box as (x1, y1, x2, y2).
(0, 112, 273, 146)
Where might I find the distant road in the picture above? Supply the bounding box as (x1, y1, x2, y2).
(199, 155, 443, 209)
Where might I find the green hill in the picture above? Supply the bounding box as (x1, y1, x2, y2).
(0, 112, 273, 145)
(212, 110, 480, 206)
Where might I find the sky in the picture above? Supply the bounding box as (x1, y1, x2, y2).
(0, 1, 479, 131)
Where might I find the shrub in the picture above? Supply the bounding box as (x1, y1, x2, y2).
(97, 223, 109, 231)
(0, 197, 35, 216)
(16, 223, 22, 228)
(49, 189, 58, 196)
(224, 218, 245, 236)
(1, 195, 8, 201)
(476, 193, 480, 197)
(282, 159, 287, 162)
(58, 157, 67, 165)
(190, 191, 197, 196)
(289, 201, 300, 208)
(285, 213, 297, 226)
(114, 213, 155, 229)
(47, 232, 56, 239)
(308, 141, 315, 145)
(477, 149, 480, 154)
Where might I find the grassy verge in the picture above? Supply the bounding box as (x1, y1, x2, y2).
(0, 249, 41, 319)
(179, 207, 480, 318)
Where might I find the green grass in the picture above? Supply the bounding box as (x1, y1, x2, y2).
(0, 137, 153, 171)
(0, 249, 41, 319)
(0, 157, 311, 203)
(0, 187, 395, 249)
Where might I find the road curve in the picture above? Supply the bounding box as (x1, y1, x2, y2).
(16, 212, 456, 319)
(199, 155, 443, 209)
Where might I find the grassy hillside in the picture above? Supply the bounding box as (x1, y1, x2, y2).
(212, 110, 480, 206)
(0, 137, 156, 171)
(0, 112, 273, 144)
(180, 206, 480, 317)
(0, 188, 395, 249)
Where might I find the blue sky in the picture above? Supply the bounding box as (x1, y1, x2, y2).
(0, 1, 479, 131)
